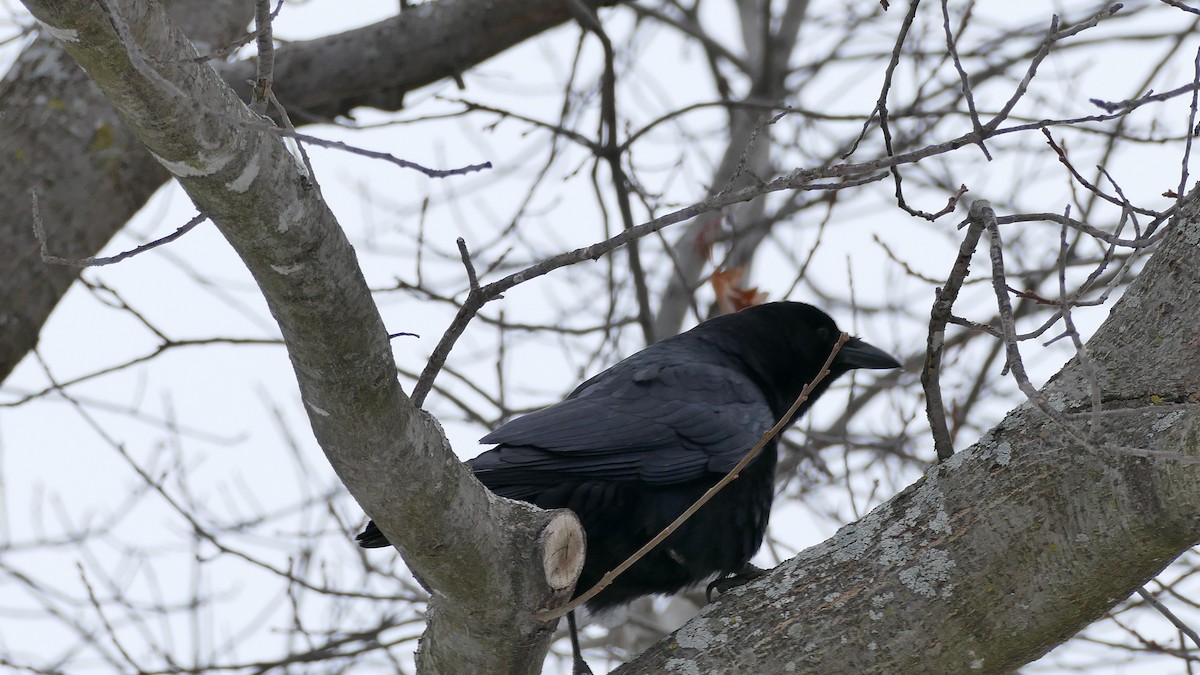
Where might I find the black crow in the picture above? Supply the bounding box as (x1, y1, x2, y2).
(357, 302, 899, 665)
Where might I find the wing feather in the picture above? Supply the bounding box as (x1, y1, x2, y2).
(471, 357, 774, 485)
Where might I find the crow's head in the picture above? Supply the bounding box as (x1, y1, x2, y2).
(694, 301, 900, 421)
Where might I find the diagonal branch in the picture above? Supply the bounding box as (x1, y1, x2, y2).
(17, 2, 583, 673)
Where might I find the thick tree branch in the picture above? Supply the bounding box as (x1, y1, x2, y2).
(618, 188, 1200, 674)
(16, 2, 583, 673)
(217, 0, 615, 120)
(0, 0, 614, 384)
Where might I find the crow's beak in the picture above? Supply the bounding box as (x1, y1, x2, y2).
(836, 337, 902, 371)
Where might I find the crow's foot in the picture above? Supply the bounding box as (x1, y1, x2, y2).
(706, 563, 766, 602)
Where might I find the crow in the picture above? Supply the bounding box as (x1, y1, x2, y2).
(357, 301, 899, 669)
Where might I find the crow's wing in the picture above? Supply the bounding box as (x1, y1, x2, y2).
(471, 357, 775, 486)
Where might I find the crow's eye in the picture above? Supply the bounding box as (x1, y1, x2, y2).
(816, 327, 833, 342)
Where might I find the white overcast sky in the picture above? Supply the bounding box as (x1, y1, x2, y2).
(1, 1, 1198, 673)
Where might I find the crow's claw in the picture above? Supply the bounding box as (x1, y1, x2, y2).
(706, 563, 766, 602)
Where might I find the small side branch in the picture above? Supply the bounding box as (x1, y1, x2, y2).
(564, 0, 657, 346)
(250, 0, 275, 115)
(411, 238, 489, 408)
(32, 190, 208, 268)
(1136, 586, 1200, 651)
(981, 202, 1095, 450)
(923, 204, 986, 461)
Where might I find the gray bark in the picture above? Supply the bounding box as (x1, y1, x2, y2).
(15, 1, 584, 673)
(617, 195, 1200, 673)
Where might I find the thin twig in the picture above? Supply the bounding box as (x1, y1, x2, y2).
(985, 203, 1038, 391)
(457, 237, 481, 292)
(1159, 0, 1200, 16)
(1176, 46, 1200, 211)
(32, 191, 208, 268)
(940, 0, 990, 159)
(444, 97, 601, 152)
(996, 211, 1167, 249)
(724, 110, 787, 191)
(1090, 81, 1200, 113)
(249, 123, 493, 179)
(1055, 205, 1103, 440)
(189, 0, 284, 63)
(623, 1, 752, 72)
(1137, 586, 1200, 651)
(76, 562, 145, 671)
(923, 205, 986, 461)
(860, 0, 965, 220)
(1041, 128, 1161, 217)
(564, 0, 657, 346)
(984, 4, 1124, 134)
(980, 202, 1098, 451)
(410, 238, 489, 407)
(250, 0, 275, 115)
(844, 0, 919, 160)
(267, 87, 324, 198)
